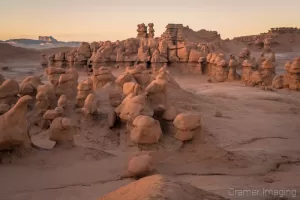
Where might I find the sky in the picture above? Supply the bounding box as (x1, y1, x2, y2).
(0, 0, 299, 42)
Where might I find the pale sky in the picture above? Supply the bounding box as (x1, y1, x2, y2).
(0, 0, 299, 42)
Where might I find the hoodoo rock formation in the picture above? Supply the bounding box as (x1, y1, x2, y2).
(233, 27, 300, 51)
(43, 23, 225, 67)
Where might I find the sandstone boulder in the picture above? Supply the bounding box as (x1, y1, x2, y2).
(127, 154, 154, 178)
(130, 115, 162, 144)
(173, 112, 201, 131)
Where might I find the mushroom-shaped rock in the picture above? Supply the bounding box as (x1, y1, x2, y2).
(127, 154, 155, 178)
(118, 95, 153, 123)
(130, 115, 162, 144)
(99, 175, 229, 200)
(49, 117, 74, 147)
(173, 112, 201, 131)
(56, 72, 78, 99)
(0, 96, 32, 150)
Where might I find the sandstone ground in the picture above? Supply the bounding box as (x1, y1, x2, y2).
(0, 50, 299, 200)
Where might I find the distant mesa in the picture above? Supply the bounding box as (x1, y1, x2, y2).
(38, 36, 58, 43)
(4, 36, 81, 49)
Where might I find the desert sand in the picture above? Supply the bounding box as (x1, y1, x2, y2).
(0, 24, 300, 200)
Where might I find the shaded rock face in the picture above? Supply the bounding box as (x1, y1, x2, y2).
(0, 96, 32, 151)
(99, 175, 229, 200)
(227, 56, 240, 81)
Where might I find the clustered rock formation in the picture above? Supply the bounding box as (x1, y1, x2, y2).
(233, 27, 300, 51)
(42, 23, 225, 68)
(272, 57, 300, 90)
(0, 61, 205, 156)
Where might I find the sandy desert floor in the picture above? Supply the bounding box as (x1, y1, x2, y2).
(0, 54, 300, 200)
